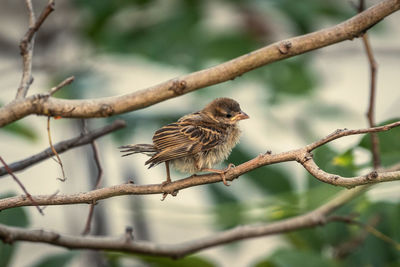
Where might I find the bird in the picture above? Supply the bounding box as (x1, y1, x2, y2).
(119, 97, 249, 187)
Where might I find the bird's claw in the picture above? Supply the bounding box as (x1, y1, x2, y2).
(160, 180, 178, 201)
(226, 163, 235, 170)
(221, 174, 229, 186)
(220, 165, 234, 186)
(202, 164, 235, 186)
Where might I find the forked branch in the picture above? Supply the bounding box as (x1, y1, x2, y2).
(1, 120, 399, 211)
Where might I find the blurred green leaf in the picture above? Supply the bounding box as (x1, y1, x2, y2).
(0, 242, 14, 267)
(229, 147, 293, 194)
(0, 193, 29, 227)
(0, 193, 30, 267)
(207, 183, 243, 229)
(285, 194, 358, 251)
(332, 149, 356, 170)
(304, 103, 352, 119)
(205, 145, 294, 229)
(284, 196, 400, 265)
(52, 71, 106, 99)
(285, 228, 325, 252)
(1, 121, 38, 142)
(203, 33, 259, 63)
(31, 252, 77, 267)
(139, 255, 216, 267)
(343, 202, 400, 266)
(107, 253, 216, 267)
(255, 249, 338, 267)
(268, 0, 350, 33)
(263, 57, 318, 101)
(358, 118, 400, 167)
(262, 194, 301, 221)
(308, 145, 357, 188)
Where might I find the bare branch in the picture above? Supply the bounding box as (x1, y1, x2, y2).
(81, 203, 96, 236)
(0, 186, 367, 258)
(301, 157, 400, 188)
(1, 121, 399, 211)
(0, 156, 43, 215)
(3, 0, 399, 126)
(81, 120, 104, 236)
(15, 0, 36, 99)
(305, 121, 400, 151)
(357, 0, 381, 169)
(363, 32, 381, 168)
(362, 33, 380, 167)
(0, 120, 126, 177)
(16, 0, 55, 99)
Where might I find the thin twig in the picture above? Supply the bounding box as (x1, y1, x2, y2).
(47, 116, 66, 181)
(305, 121, 400, 151)
(16, 0, 55, 99)
(331, 214, 379, 259)
(81, 120, 104, 236)
(49, 76, 75, 96)
(362, 33, 380, 167)
(81, 203, 97, 236)
(25, 0, 36, 26)
(21, 0, 55, 47)
(16, 0, 35, 99)
(358, 0, 381, 169)
(0, 120, 126, 177)
(331, 215, 400, 253)
(0, 156, 43, 215)
(300, 153, 399, 188)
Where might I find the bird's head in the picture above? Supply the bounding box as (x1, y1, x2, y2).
(203, 97, 249, 125)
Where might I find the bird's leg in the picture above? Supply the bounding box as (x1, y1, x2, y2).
(161, 161, 173, 201)
(163, 161, 172, 185)
(201, 164, 235, 186)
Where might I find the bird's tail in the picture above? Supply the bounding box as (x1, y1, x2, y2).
(119, 144, 157, 157)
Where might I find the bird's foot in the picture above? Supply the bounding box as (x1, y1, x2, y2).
(161, 179, 171, 187)
(160, 179, 178, 201)
(202, 164, 235, 186)
(226, 163, 235, 170)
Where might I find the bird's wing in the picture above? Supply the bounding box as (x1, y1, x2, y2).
(145, 120, 224, 167)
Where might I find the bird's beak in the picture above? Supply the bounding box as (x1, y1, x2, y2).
(232, 111, 249, 121)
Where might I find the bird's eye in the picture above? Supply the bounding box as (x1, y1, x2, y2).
(226, 113, 232, 118)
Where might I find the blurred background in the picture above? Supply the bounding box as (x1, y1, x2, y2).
(1, 0, 400, 266)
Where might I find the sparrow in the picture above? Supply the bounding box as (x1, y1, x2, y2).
(119, 97, 249, 186)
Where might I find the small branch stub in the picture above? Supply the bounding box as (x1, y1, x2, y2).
(278, 41, 292, 54)
(125, 226, 134, 242)
(168, 79, 187, 95)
